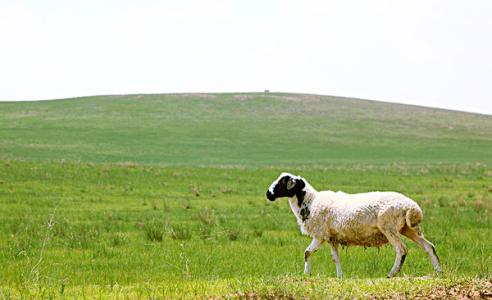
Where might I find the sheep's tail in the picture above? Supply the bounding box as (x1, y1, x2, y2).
(405, 206, 423, 230)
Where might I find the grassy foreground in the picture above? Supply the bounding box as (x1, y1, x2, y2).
(0, 93, 491, 298)
(1, 161, 491, 298)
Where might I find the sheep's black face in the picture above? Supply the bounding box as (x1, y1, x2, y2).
(266, 173, 305, 202)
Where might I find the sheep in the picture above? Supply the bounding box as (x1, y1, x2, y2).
(266, 172, 442, 278)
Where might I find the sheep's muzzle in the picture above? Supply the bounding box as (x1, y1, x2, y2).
(266, 190, 276, 201)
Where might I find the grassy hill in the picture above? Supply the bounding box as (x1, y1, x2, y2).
(1, 92, 491, 166)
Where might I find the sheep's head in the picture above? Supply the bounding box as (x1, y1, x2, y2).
(266, 172, 306, 204)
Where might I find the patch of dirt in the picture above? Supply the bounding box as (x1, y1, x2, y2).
(230, 93, 325, 103)
(180, 93, 217, 99)
(267, 94, 323, 103)
(210, 280, 492, 300)
(370, 279, 492, 300)
(414, 280, 492, 300)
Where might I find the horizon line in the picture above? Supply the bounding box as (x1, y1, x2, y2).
(1, 91, 490, 117)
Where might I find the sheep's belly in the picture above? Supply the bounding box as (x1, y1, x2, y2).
(329, 229, 388, 247)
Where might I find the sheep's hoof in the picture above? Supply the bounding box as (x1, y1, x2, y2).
(304, 264, 310, 275)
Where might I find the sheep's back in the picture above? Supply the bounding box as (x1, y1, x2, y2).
(308, 191, 421, 246)
(324, 191, 419, 212)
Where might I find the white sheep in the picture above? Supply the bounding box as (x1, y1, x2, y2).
(266, 172, 442, 278)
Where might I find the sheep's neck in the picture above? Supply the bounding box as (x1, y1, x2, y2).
(301, 182, 318, 204)
(288, 182, 318, 217)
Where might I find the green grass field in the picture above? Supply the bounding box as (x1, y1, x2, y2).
(1, 93, 491, 299)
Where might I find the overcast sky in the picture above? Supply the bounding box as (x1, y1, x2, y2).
(1, 0, 491, 114)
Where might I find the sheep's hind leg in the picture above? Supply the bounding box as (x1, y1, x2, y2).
(379, 228, 407, 278)
(330, 243, 343, 278)
(401, 227, 442, 273)
(304, 238, 323, 274)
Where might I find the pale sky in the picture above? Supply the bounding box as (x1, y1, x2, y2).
(1, 0, 491, 115)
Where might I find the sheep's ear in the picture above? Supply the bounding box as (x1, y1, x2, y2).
(286, 178, 296, 190)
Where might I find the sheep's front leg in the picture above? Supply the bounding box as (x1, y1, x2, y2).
(304, 238, 323, 274)
(330, 243, 343, 278)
